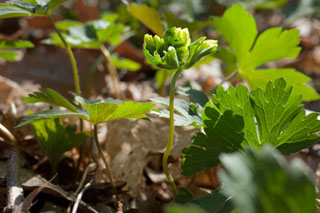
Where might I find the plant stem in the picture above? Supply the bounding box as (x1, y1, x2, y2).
(100, 45, 121, 99)
(219, 71, 239, 85)
(48, 15, 81, 95)
(93, 124, 117, 195)
(163, 68, 183, 197)
(159, 69, 168, 96)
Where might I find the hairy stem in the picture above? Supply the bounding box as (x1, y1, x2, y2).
(48, 15, 81, 95)
(163, 68, 183, 197)
(93, 124, 118, 199)
(100, 45, 121, 99)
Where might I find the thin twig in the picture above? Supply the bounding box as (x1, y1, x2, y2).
(72, 175, 96, 213)
(0, 123, 24, 212)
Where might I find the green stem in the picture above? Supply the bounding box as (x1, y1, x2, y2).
(93, 124, 118, 199)
(48, 15, 81, 95)
(100, 45, 121, 99)
(163, 68, 183, 197)
(159, 69, 168, 96)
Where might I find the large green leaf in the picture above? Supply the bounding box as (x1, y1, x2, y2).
(181, 78, 320, 175)
(213, 4, 319, 100)
(18, 88, 155, 126)
(219, 145, 317, 213)
(127, 3, 164, 36)
(31, 117, 92, 168)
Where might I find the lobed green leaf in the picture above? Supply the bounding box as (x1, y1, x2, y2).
(182, 78, 320, 175)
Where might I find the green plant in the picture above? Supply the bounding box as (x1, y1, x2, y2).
(213, 4, 320, 101)
(0, 0, 81, 95)
(43, 16, 140, 99)
(18, 88, 155, 191)
(0, 39, 34, 61)
(144, 27, 217, 195)
(169, 145, 317, 213)
(127, 3, 211, 96)
(182, 78, 320, 175)
(30, 116, 92, 173)
(218, 145, 317, 213)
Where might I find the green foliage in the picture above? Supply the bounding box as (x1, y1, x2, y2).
(0, 50, 21, 61)
(217, 0, 288, 9)
(31, 117, 92, 170)
(144, 27, 217, 70)
(110, 55, 141, 71)
(127, 3, 164, 36)
(23, 88, 79, 112)
(191, 189, 233, 213)
(0, 0, 69, 18)
(0, 40, 34, 48)
(182, 78, 320, 175)
(150, 97, 202, 128)
(162, 11, 208, 33)
(219, 145, 317, 213)
(44, 18, 130, 49)
(18, 88, 155, 126)
(213, 4, 320, 101)
(0, 39, 34, 61)
(164, 203, 206, 213)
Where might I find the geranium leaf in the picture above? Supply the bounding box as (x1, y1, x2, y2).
(182, 78, 320, 175)
(213, 4, 319, 101)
